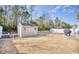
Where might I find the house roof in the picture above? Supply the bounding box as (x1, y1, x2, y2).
(21, 23, 38, 26)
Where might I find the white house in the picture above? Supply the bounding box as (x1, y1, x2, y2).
(18, 23, 38, 37)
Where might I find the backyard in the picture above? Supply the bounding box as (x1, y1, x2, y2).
(0, 32, 79, 54)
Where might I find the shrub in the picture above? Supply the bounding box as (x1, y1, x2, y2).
(0, 24, 16, 32)
(62, 23, 72, 29)
(38, 23, 50, 31)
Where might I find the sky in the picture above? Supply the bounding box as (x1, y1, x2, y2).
(31, 5, 79, 25)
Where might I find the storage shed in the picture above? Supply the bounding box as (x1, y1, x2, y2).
(18, 23, 38, 37)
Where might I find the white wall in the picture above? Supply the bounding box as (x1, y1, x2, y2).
(50, 28, 79, 36)
(21, 26, 38, 37)
(18, 23, 38, 37)
(50, 29, 64, 33)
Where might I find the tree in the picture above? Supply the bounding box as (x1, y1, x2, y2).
(0, 7, 4, 24)
(11, 5, 31, 32)
(3, 5, 7, 25)
(0, 5, 31, 32)
(54, 17, 62, 29)
(29, 5, 36, 24)
(36, 15, 52, 31)
(62, 22, 72, 29)
(12, 6, 21, 25)
(47, 19, 54, 28)
(20, 6, 30, 25)
(11, 6, 21, 32)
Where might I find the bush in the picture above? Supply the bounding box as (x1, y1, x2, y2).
(38, 23, 50, 31)
(0, 24, 16, 32)
(62, 23, 72, 29)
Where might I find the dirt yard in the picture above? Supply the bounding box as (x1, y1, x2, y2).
(0, 33, 79, 54)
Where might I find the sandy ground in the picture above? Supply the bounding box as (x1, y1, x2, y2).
(0, 33, 79, 54)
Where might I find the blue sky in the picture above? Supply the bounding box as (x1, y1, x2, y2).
(31, 5, 79, 25)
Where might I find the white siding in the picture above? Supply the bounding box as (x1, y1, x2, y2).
(18, 23, 38, 37)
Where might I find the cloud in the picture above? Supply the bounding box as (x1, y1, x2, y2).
(51, 9, 57, 13)
(46, 5, 74, 14)
(62, 5, 74, 13)
(55, 6, 62, 9)
(68, 9, 74, 13)
(63, 5, 71, 8)
(50, 6, 62, 13)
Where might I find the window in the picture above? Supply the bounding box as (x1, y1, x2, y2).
(24, 27, 26, 31)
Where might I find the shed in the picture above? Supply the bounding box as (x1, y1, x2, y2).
(18, 23, 38, 37)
